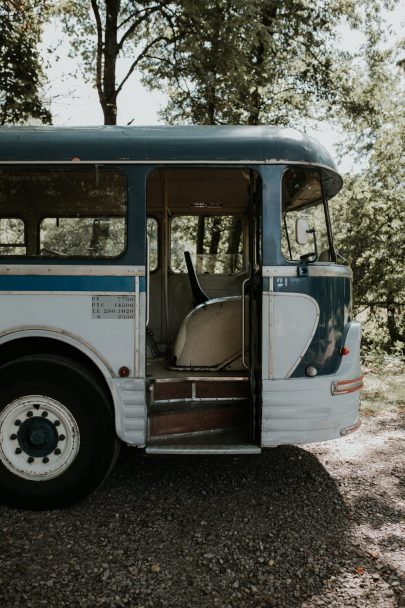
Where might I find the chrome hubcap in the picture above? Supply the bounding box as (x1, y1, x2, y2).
(0, 396, 80, 480)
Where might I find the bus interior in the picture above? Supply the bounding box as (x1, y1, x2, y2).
(146, 168, 262, 448)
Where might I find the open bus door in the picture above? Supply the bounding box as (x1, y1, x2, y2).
(145, 167, 262, 452)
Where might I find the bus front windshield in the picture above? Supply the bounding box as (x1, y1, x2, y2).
(281, 167, 336, 263)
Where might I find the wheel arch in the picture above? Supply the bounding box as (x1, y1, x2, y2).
(0, 329, 122, 435)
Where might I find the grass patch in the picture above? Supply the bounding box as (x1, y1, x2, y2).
(360, 354, 405, 416)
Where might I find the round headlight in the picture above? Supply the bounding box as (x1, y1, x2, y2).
(306, 365, 318, 377)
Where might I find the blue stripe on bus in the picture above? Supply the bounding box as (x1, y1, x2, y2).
(0, 275, 143, 292)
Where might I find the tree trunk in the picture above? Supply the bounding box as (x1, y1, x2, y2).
(102, 0, 120, 125)
(247, 3, 278, 125)
(224, 216, 242, 273)
(206, 216, 221, 272)
(89, 219, 110, 255)
(386, 301, 405, 352)
(196, 216, 205, 272)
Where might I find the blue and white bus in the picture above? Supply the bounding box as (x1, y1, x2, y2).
(0, 126, 362, 508)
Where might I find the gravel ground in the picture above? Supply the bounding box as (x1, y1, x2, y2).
(0, 371, 404, 608)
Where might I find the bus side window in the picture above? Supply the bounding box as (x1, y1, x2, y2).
(40, 217, 126, 258)
(170, 215, 244, 274)
(0, 218, 26, 255)
(0, 167, 127, 258)
(147, 217, 159, 272)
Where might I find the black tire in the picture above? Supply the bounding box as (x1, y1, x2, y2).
(0, 355, 120, 510)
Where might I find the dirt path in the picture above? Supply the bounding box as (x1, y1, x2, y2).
(0, 369, 404, 608)
(302, 365, 405, 607)
(304, 408, 404, 607)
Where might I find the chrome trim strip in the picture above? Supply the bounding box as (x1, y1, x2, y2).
(331, 375, 364, 395)
(0, 160, 265, 165)
(262, 265, 352, 279)
(0, 291, 136, 296)
(0, 265, 145, 276)
(340, 418, 361, 436)
(135, 276, 140, 376)
(309, 265, 352, 278)
(241, 277, 249, 369)
(0, 159, 339, 173)
(145, 445, 262, 455)
(153, 397, 248, 405)
(151, 376, 249, 383)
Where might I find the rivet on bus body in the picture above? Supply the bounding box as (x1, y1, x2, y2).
(306, 366, 318, 377)
(119, 366, 130, 378)
(340, 346, 350, 356)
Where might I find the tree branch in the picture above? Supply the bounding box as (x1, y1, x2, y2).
(117, 5, 163, 52)
(91, 0, 105, 104)
(116, 35, 170, 95)
(117, 2, 172, 30)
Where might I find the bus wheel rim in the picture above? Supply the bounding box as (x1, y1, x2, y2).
(0, 395, 80, 481)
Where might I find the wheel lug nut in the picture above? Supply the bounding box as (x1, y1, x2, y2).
(27, 456, 34, 464)
(26, 411, 33, 418)
(10, 434, 17, 440)
(15, 447, 22, 454)
(41, 411, 48, 418)
(54, 448, 61, 455)
(15, 419, 21, 426)
(43, 457, 49, 464)
(58, 435, 65, 441)
(54, 420, 60, 427)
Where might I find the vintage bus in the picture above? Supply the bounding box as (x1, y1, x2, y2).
(0, 126, 362, 509)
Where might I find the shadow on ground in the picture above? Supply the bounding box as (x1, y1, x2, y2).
(0, 445, 403, 607)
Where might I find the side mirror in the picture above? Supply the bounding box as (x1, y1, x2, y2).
(295, 217, 309, 245)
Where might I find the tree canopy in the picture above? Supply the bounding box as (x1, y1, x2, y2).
(142, 0, 398, 127)
(0, 0, 51, 125)
(331, 43, 405, 355)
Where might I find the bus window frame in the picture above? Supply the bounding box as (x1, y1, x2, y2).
(320, 174, 337, 263)
(168, 212, 247, 276)
(280, 166, 337, 264)
(0, 165, 129, 261)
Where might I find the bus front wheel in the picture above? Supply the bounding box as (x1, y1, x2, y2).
(0, 355, 120, 509)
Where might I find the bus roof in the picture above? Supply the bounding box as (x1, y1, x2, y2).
(0, 125, 339, 170)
